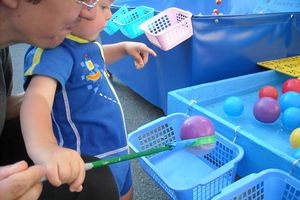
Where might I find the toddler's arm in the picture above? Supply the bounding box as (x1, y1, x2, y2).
(103, 42, 157, 69)
(20, 75, 85, 192)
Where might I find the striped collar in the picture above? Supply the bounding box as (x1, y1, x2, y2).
(65, 34, 90, 43)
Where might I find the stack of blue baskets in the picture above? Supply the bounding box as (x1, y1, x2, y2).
(104, 6, 154, 39)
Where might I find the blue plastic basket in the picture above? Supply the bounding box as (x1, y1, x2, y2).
(128, 113, 244, 200)
(113, 6, 154, 39)
(212, 169, 300, 200)
(104, 6, 129, 35)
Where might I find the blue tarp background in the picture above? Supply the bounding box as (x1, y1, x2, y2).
(101, 0, 300, 113)
(113, 0, 300, 15)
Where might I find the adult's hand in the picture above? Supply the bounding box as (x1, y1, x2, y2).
(0, 161, 45, 200)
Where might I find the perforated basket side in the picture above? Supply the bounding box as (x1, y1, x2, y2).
(140, 7, 193, 50)
(188, 135, 242, 200)
(104, 6, 129, 35)
(128, 113, 187, 154)
(128, 113, 188, 200)
(212, 169, 300, 200)
(156, 14, 193, 50)
(113, 6, 154, 39)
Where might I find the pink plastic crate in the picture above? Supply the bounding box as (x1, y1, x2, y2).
(140, 7, 193, 51)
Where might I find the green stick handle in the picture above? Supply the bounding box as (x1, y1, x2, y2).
(41, 135, 216, 181)
(86, 135, 216, 170)
(86, 145, 171, 170)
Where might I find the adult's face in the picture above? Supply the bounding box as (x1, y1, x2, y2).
(13, 0, 98, 48)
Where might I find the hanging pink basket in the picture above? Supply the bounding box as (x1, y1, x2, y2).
(140, 7, 193, 51)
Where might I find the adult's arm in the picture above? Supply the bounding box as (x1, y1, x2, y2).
(0, 47, 23, 120)
(6, 92, 24, 120)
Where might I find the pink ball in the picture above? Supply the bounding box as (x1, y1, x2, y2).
(180, 115, 215, 155)
(253, 97, 280, 123)
(180, 115, 215, 139)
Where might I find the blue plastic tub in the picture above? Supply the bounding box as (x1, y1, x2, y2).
(212, 169, 300, 200)
(113, 6, 154, 39)
(128, 113, 244, 200)
(104, 6, 129, 35)
(168, 70, 300, 179)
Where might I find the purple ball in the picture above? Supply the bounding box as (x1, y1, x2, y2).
(180, 115, 215, 139)
(180, 115, 215, 156)
(253, 97, 280, 123)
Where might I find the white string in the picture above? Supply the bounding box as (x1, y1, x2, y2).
(233, 125, 241, 144)
(186, 99, 198, 115)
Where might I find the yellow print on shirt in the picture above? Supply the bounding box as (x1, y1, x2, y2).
(84, 54, 101, 81)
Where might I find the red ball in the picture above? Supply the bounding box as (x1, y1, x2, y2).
(213, 9, 219, 14)
(282, 78, 300, 94)
(216, 0, 222, 4)
(258, 86, 279, 100)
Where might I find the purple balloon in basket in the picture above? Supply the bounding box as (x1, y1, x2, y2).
(253, 97, 280, 123)
(180, 115, 216, 156)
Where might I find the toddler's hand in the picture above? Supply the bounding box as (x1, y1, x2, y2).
(124, 42, 157, 69)
(33, 145, 85, 192)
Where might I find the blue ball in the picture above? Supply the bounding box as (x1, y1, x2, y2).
(281, 107, 300, 130)
(223, 96, 244, 117)
(278, 91, 300, 112)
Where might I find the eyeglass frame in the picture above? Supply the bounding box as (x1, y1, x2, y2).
(76, 0, 99, 10)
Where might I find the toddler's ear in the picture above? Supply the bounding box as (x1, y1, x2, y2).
(1, 0, 18, 9)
